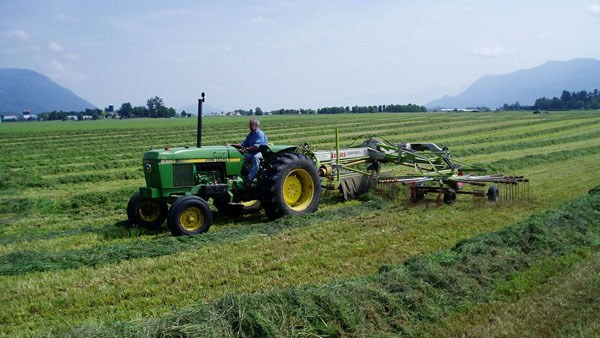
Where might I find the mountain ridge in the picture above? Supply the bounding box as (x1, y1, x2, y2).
(0, 68, 96, 115)
(426, 58, 600, 109)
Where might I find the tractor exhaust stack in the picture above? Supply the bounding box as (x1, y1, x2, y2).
(197, 92, 205, 148)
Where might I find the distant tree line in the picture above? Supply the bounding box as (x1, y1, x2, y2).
(227, 103, 426, 116)
(500, 89, 600, 111)
(38, 109, 104, 121)
(38, 96, 177, 120)
(317, 104, 426, 114)
(268, 108, 317, 115)
(534, 89, 600, 110)
(38, 98, 427, 120)
(118, 96, 176, 118)
(500, 102, 532, 111)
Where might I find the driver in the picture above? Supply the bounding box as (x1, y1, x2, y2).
(232, 118, 268, 184)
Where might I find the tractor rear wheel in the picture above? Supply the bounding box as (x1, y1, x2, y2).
(261, 152, 321, 219)
(167, 196, 213, 236)
(126, 192, 167, 228)
(214, 199, 262, 216)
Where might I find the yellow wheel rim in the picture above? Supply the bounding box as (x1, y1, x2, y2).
(241, 200, 259, 207)
(283, 168, 314, 211)
(138, 199, 161, 222)
(179, 207, 204, 232)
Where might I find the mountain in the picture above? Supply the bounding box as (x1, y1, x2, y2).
(0, 68, 95, 115)
(426, 58, 600, 109)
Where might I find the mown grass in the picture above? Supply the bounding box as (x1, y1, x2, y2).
(423, 251, 599, 337)
(62, 187, 600, 337)
(1, 111, 600, 336)
(0, 198, 380, 275)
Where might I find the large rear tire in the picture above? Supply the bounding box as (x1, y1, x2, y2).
(167, 196, 213, 236)
(126, 192, 167, 228)
(261, 152, 321, 219)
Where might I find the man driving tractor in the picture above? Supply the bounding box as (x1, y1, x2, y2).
(232, 118, 268, 184)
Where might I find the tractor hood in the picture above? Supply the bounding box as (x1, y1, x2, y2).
(143, 146, 241, 162)
(143, 144, 299, 162)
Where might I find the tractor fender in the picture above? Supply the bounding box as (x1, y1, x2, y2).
(259, 144, 298, 160)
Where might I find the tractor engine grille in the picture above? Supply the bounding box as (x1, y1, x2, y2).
(173, 164, 194, 187)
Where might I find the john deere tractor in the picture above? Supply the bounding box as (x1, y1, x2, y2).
(127, 93, 321, 236)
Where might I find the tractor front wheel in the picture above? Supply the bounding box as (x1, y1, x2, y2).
(167, 196, 213, 236)
(126, 192, 167, 228)
(261, 152, 321, 219)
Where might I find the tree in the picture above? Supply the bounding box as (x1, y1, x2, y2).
(132, 106, 148, 117)
(118, 102, 133, 118)
(255, 107, 263, 115)
(166, 107, 176, 118)
(147, 96, 165, 118)
(560, 90, 571, 104)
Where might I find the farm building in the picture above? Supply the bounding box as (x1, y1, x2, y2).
(1, 115, 19, 122)
(440, 108, 481, 112)
(22, 109, 38, 121)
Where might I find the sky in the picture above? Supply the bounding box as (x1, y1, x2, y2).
(1, 0, 600, 112)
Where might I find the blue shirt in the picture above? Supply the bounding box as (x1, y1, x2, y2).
(242, 128, 268, 152)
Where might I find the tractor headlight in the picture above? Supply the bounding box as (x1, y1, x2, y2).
(145, 163, 152, 173)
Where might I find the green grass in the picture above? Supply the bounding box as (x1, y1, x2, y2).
(422, 251, 600, 337)
(1, 111, 600, 336)
(62, 187, 600, 337)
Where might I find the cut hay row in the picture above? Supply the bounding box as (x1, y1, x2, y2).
(1, 113, 595, 169)
(3, 146, 599, 264)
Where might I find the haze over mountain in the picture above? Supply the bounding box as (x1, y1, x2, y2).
(0, 68, 95, 115)
(427, 58, 600, 109)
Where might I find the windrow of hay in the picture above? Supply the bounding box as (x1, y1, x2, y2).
(65, 187, 600, 337)
(0, 199, 380, 275)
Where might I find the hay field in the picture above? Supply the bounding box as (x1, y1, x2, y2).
(1, 111, 599, 336)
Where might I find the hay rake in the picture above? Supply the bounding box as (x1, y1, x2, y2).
(307, 130, 529, 204)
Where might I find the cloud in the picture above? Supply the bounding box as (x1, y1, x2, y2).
(473, 46, 505, 57)
(5, 29, 29, 39)
(57, 13, 79, 22)
(48, 42, 64, 52)
(41, 59, 86, 82)
(251, 16, 275, 25)
(48, 59, 65, 73)
(589, 4, 600, 15)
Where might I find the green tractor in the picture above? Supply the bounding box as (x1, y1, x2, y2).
(127, 94, 321, 236)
